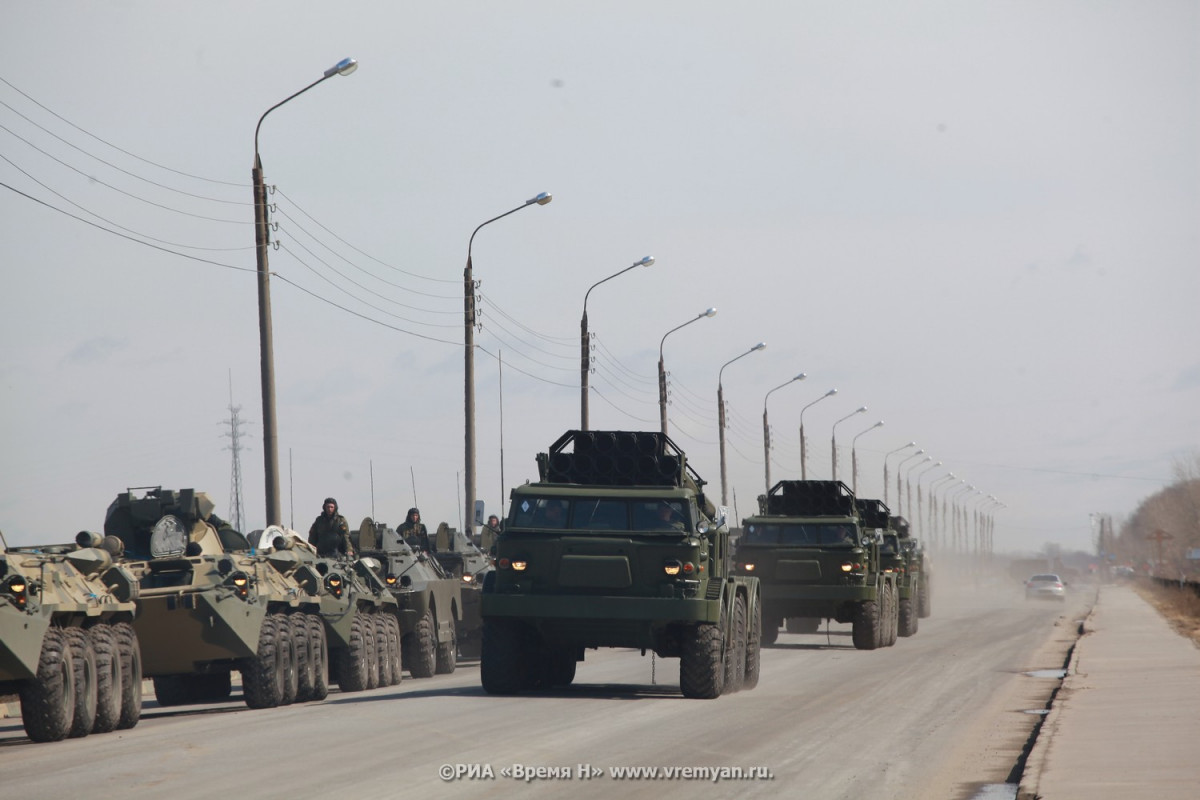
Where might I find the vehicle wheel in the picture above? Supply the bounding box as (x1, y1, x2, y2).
(744, 594, 761, 691)
(918, 578, 932, 618)
(64, 628, 97, 738)
(113, 621, 142, 729)
(292, 613, 315, 702)
(335, 613, 369, 693)
(480, 619, 523, 695)
(307, 614, 329, 700)
(680, 616, 725, 699)
(153, 675, 192, 706)
(435, 614, 457, 675)
(548, 647, 576, 687)
(786, 617, 821, 634)
(363, 614, 380, 690)
(374, 614, 395, 687)
(276, 613, 298, 704)
(852, 600, 880, 650)
(243, 614, 286, 708)
(193, 672, 232, 702)
(760, 615, 781, 647)
(723, 595, 747, 694)
(18, 628, 75, 743)
(385, 614, 403, 686)
(90, 623, 123, 733)
(403, 609, 437, 679)
(898, 595, 918, 637)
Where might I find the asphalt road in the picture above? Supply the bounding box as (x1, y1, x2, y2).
(0, 577, 1092, 800)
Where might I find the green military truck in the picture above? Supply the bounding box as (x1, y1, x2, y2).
(883, 515, 923, 636)
(1, 532, 141, 742)
(734, 480, 898, 650)
(481, 430, 761, 699)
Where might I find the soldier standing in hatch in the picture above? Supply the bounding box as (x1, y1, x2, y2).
(309, 497, 354, 558)
(399, 507, 430, 551)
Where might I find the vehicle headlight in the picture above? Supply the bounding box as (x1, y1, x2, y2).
(3, 575, 28, 608)
(742, 563, 756, 572)
(324, 573, 344, 598)
(511, 559, 528, 572)
(227, 571, 251, 599)
(664, 560, 682, 576)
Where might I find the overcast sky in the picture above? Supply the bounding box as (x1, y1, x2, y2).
(2, 1, 1196, 556)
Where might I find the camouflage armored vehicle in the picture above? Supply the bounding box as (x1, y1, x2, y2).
(356, 519, 461, 677)
(734, 480, 898, 650)
(1, 532, 141, 742)
(252, 526, 402, 694)
(431, 522, 491, 659)
(103, 487, 326, 709)
(481, 430, 761, 699)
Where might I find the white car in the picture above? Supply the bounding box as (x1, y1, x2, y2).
(1025, 573, 1066, 601)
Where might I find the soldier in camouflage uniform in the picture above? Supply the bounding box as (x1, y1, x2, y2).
(308, 497, 354, 558)
(398, 507, 430, 552)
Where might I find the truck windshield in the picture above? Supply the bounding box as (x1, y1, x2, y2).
(742, 522, 856, 546)
(510, 497, 690, 532)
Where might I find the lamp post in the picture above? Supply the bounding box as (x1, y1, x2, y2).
(581, 255, 655, 430)
(948, 483, 974, 552)
(882, 442, 916, 506)
(717, 342, 767, 506)
(798, 389, 836, 480)
(831, 406, 867, 482)
(763, 374, 807, 495)
(465, 192, 553, 534)
(850, 421, 884, 495)
(928, 474, 956, 548)
(913, 461, 943, 535)
(902, 455, 932, 519)
(253, 57, 358, 526)
(894, 450, 926, 513)
(657, 306, 717, 435)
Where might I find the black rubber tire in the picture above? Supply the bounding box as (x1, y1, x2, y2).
(680, 610, 726, 700)
(64, 628, 97, 738)
(90, 624, 123, 733)
(480, 619, 523, 695)
(195, 672, 232, 702)
(886, 584, 899, 647)
(152, 675, 194, 707)
(292, 613, 315, 702)
(435, 614, 457, 675)
(918, 577, 932, 618)
(335, 613, 370, 693)
(852, 600, 880, 650)
(307, 614, 329, 700)
(18, 628, 75, 743)
(786, 617, 821, 634)
(724, 595, 747, 694)
(364, 614, 380, 690)
(385, 614, 403, 686)
(404, 609, 437, 679)
(243, 614, 286, 708)
(548, 648, 577, 687)
(899, 595, 918, 637)
(744, 594, 762, 691)
(760, 615, 781, 647)
(375, 614, 396, 687)
(113, 621, 142, 729)
(276, 613, 299, 705)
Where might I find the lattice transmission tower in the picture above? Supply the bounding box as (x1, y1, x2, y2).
(221, 374, 248, 533)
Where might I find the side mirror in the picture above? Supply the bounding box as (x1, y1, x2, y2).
(474, 500, 486, 527)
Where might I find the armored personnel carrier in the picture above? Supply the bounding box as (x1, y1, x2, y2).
(103, 487, 325, 709)
(1, 532, 141, 742)
(357, 519, 461, 678)
(431, 522, 490, 659)
(481, 430, 761, 699)
(734, 480, 898, 650)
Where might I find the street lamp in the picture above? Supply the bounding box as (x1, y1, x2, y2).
(464, 192, 553, 534)
(928, 473, 956, 548)
(581, 255, 655, 430)
(799, 389, 836, 480)
(253, 56, 357, 525)
(830, 406, 867, 482)
(882, 442, 916, 506)
(763, 373, 807, 495)
(717, 342, 767, 506)
(913, 461, 943, 535)
(894, 449, 926, 512)
(850, 421, 884, 495)
(948, 483, 974, 551)
(657, 306, 717, 435)
(901, 455, 932, 518)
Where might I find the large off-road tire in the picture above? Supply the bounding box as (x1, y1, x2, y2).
(852, 600, 880, 650)
(886, 585, 899, 647)
(435, 614, 457, 675)
(276, 613, 299, 704)
(480, 619, 523, 695)
(64, 628, 97, 738)
(680, 616, 726, 700)
(404, 608, 437, 679)
(548, 648, 577, 687)
(153, 675, 195, 706)
(363, 614, 380, 690)
(335, 614, 370, 693)
(243, 614, 289, 708)
(90, 623, 123, 733)
(723, 595, 747, 694)
(786, 617, 821, 634)
(195, 672, 232, 702)
(918, 577, 932, 618)
(307, 614, 329, 700)
(899, 594, 918, 637)
(760, 615, 781, 647)
(18, 628, 75, 743)
(744, 594, 762, 691)
(113, 621, 142, 729)
(374, 614, 396, 688)
(384, 614, 402, 686)
(292, 613, 315, 702)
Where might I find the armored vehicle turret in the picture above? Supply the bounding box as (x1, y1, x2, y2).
(1, 532, 141, 742)
(481, 430, 761, 699)
(103, 487, 324, 709)
(734, 480, 898, 650)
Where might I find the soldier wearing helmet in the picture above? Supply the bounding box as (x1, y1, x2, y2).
(398, 507, 430, 552)
(308, 497, 354, 558)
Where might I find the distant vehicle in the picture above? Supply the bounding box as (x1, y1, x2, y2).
(1025, 574, 1066, 601)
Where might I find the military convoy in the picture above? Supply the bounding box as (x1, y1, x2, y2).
(1, 532, 141, 742)
(480, 430, 761, 699)
(430, 522, 490, 658)
(734, 480, 899, 650)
